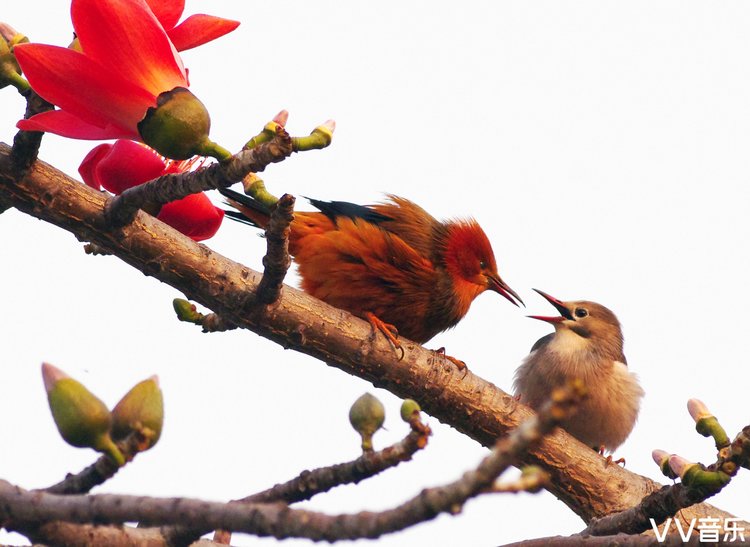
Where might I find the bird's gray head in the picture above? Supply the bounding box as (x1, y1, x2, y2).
(528, 289, 624, 360)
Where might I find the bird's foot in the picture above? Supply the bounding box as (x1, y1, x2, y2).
(433, 347, 468, 373)
(598, 445, 626, 467)
(365, 312, 404, 361)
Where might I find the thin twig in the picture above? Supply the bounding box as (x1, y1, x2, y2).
(1, 385, 582, 542)
(105, 128, 293, 228)
(10, 88, 53, 176)
(44, 432, 155, 495)
(583, 423, 750, 537)
(160, 416, 431, 545)
(253, 193, 294, 306)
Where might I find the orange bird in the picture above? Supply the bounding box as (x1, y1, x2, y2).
(220, 188, 522, 359)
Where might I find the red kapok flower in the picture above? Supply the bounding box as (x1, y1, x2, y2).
(80, 140, 224, 241)
(15, 0, 188, 141)
(145, 0, 240, 52)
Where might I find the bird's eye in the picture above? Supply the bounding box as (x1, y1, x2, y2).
(574, 308, 588, 318)
(479, 260, 487, 269)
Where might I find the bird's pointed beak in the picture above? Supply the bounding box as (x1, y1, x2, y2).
(486, 274, 524, 307)
(528, 288, 572, 322)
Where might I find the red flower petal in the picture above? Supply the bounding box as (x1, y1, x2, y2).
(145, 0, 185, 30)
(15, 43, 154, 137)
(72, 0, 187, 97)
(157, 193, 224, 241)
(94, 140, 168, 195)
(17, 110, 138, 140)
(167, 14, 240, 51)
(79, 144, 113, 190)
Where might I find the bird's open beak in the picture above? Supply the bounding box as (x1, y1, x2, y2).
(528, 288, 572, 323)
(486, 274, 524, 307)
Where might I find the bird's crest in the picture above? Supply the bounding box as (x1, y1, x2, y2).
(443, 220, 498, 277)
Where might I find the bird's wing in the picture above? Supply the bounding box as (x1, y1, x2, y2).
(369, 195, 443, 258)
(294, 216, 439, 340)
(529, 333, 554, 354)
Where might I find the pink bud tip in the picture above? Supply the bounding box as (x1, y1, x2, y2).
(668, 455, 694, 478)
(651, 449, 670, 467)
(148, 375, 160, 387)
(687, 398, 711, 422)
(321, 119, 336, 133)
(41, 362, 69, 393)
(0, 22, 18, 41)
(273, 110, 289, 127)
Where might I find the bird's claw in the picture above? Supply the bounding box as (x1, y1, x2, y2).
(365, 312, 404, 361)
(433, 347, 468, 375)
(598, 445, 626, 467)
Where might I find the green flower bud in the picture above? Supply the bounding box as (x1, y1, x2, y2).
(42, 363, 124, 465)
(400, 399, 421, 423)
(138, 87, 225, 160)
(0, 29, 27, 91)
(668, 455, 697, 480)
(687, 399, 729, 448)
(652, 449, 678, 480)
(173, 298, 201, 323)
(111, 375, 164, 450)
(349, 393, 385, 452)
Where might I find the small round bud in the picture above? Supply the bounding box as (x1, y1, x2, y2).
(349, 393, 385, 452)
(400, 399, 421, 423)
(112, 375, 164, 450)
(138, 87, 211, 160)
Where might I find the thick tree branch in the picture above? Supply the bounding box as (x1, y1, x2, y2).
(503, 534, 727, 546)
(0, 143, 742, 526)
(16, 521, 166, 547)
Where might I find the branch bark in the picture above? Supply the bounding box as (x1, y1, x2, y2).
(0, 384, 582, 542)
(0, 143, 742, 527)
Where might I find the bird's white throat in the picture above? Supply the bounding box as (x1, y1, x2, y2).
(547, 327, 590, 355)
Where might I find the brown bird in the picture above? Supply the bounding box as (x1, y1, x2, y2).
(513, 289, 643, 452)
(221, 188, 522, 358)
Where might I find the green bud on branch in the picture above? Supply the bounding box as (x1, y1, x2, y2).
(349, 392, 385, 453)
(112, 375, 164, 451)
(42, 363, 124, 466)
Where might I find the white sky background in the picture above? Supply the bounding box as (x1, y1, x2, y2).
(2, 1, 750, 545)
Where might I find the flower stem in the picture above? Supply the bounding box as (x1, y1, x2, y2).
(198, 139, 233, 161)
(243, 121, 282, 150)
(7, 72, 30, 93)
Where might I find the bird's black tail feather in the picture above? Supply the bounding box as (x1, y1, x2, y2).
(218, 187, 271, 228)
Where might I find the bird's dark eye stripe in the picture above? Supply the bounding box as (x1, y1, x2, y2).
(479, 260, 486, 269)
(574, 308, 588, 318)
